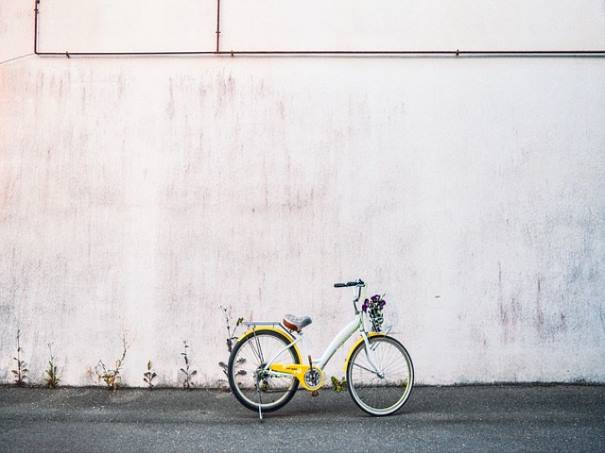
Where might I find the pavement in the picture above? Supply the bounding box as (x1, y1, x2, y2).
(0, 385, 604, 452)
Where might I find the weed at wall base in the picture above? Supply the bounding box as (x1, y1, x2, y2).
(12, 329, 28, 386)
(180, 340, 197, 390)
(95, 335, 129, 391)
(45, 343, 60, 389)
(218, 305, 244, 378)
(143, 360, 157, 389)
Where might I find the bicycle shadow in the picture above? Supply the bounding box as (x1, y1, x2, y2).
(230, 390, 419, 421)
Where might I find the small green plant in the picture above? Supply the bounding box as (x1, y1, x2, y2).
(96, 335, 129, 391)
(143, 360, 157, 389)
(12, 329, 28, 386)
(180, 340, 197, 389)
(219, 305, 244, 353)
(45, 343, 60, 388)
(218, 305, 244, 376)
(331, 376, 347, 393)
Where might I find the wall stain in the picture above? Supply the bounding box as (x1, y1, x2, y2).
(497, 261, 507, 325)
(536, 276, 544, 329)
(117, 73, 124, 98)
(166, 77, 175, 120)
(80, 86, 86, 112)
(497, 262, 523, 342)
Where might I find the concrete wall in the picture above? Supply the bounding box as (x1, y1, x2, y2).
(1, 1, 604, 387)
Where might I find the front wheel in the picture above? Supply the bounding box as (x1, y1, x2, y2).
(346, 335, 414, 416)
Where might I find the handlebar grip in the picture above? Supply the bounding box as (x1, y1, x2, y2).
(334, 279, 365, 288)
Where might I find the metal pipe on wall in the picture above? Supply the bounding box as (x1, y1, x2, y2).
(33, 0, 40, 54)
(215, 0, 221, 53)
(33, 1, 605, 58)
(34, 50, 605, 57)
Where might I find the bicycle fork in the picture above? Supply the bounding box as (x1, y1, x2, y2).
(361, 332, 384, 378)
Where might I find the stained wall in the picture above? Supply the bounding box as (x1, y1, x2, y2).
(1, 1, 604, 386)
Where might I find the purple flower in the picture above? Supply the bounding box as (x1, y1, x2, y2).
(362, 294, 386, 316)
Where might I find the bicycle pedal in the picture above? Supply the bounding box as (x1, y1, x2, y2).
(311, 390, 320, 397)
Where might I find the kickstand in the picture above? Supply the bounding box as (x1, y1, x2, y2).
(256, 380, 263, 423)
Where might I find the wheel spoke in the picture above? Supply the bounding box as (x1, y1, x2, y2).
(247, 339, 263, 364)
(253, 331, 265, 363)
(353, 362, 380, 376)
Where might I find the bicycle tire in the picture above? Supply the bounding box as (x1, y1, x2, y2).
(346, 335, 414, 416)
(228, 329, 301, 413)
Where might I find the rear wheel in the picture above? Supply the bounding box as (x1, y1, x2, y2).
(228, 329, 301, 412)
(346, 335, 414, 416)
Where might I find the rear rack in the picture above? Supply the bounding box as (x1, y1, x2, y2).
(244, 321, 294, 335)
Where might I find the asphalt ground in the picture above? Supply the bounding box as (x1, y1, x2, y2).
(0, 385, 604, 452)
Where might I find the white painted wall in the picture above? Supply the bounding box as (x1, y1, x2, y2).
(1, 1, 605, 387)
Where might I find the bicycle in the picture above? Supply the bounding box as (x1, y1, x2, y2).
(227, 279, 414, 419)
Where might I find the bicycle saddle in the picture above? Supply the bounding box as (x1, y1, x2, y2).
(283, 314, 312, 332)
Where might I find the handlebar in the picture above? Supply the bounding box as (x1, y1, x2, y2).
(334, 279, 365, 288)
(334, 279, 366, 314)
